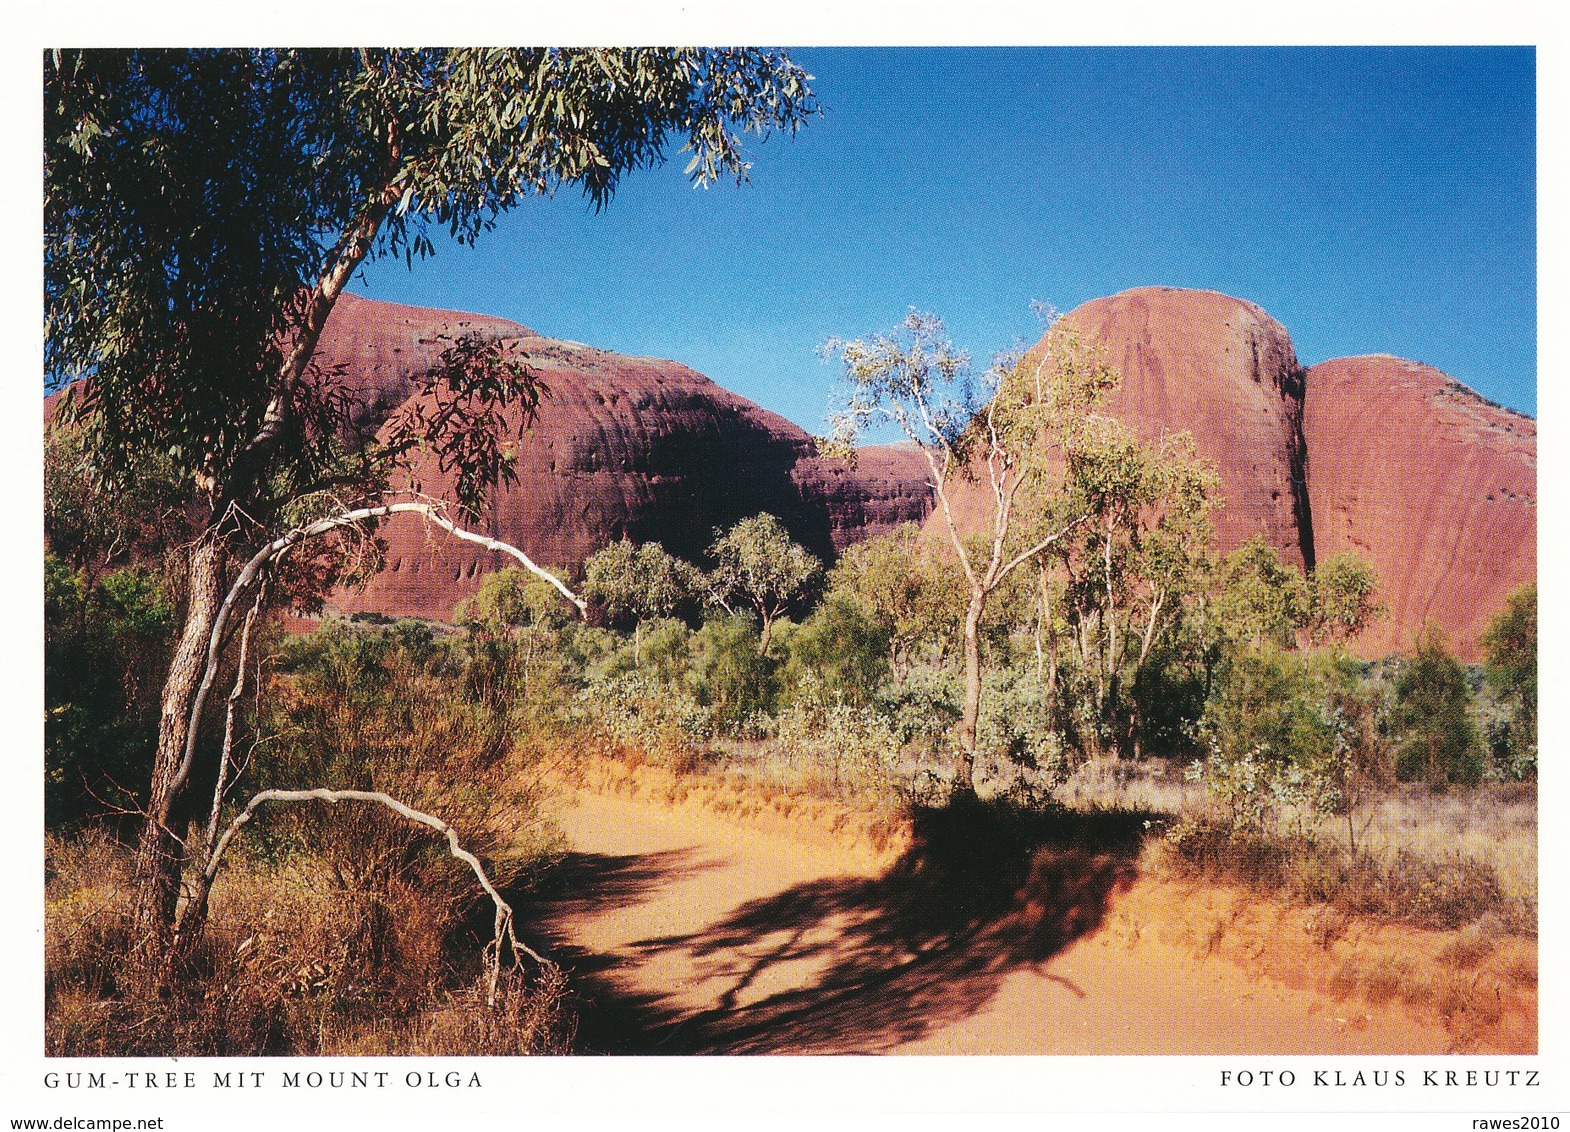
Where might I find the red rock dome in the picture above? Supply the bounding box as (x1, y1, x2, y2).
(1058, 286, 1314, 571)
(1303, 355, 1535, 660)
(315, 299, 932, 620)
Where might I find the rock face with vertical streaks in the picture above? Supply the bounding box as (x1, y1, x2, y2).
(940, 287, 1532, 658)
(1057, 286, 1315, 571)
(1302, 355, 1535, 659)
(54, 289, 1531, 657)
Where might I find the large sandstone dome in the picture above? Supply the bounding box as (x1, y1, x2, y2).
(304, 291, 536, 439)
(1303, 355, 1535, 658)
(1058, 286, 1314, 571)
(316, 295, 930, 620)
(276, 290, 1549, 654)
(962, 286, 1533, 659)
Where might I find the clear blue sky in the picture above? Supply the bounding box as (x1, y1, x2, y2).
(354, 46, 1536, 432)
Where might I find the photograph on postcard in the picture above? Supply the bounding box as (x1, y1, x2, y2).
(39, 45, 1536, 1061)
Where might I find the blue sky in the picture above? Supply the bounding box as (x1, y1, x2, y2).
(354, 46, 1536, 433)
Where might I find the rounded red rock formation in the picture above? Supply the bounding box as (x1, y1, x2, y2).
(319, 301, 933, 620)
(314, 291, 536, 439)
(1303, 355, 1535, 660)
(1059, 286, 1314, 571)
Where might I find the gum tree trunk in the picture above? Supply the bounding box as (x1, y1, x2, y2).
(130, 534, 227, 958)
(956, 588, 987, 796)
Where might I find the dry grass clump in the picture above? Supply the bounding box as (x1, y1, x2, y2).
(1057, 756, 1207, 816)
(316, 966, 575, 1056)
(44, 617, 581, 1057)
(46, 621, 576, 1059)
(1358, 782, 1537, 909)
(1060, 755, 1535, 936)
(45, 827, 133, 1004)
(708, 735, 909, 816)
(1157, 817, 1525, 933)
(46, 823, 574, 1057)
(1317, 919, 1536, 1053)
(551, 750, 913, 864)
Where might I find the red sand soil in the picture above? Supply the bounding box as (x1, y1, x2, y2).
(528, 784, 1467, 1055)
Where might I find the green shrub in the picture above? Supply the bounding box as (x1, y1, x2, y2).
(45, 555, 177, 826)
(1483, 585, 1536, 780)
(881, 665, 962, 759)
(639, 617, 697, 687)
(781, 595, 890, 708)
(691, 615, 779, 729)
(773, 693, 902, 796)
(570, 672, 714, 763)
(976, 666, 1069, 788)
(1128, 644, 1208, 758)
(1192, 648, 1389, 833)
(1391, 625, 1482, 786)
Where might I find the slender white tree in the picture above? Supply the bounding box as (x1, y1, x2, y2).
(826, 312, 1118, 793)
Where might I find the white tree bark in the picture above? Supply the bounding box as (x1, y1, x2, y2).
(195, 788, 548, 1006)
(203, 584, 267, 862)
(172, 501, 587, 801)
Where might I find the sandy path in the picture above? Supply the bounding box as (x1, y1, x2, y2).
(528, 788, 1454, 1055)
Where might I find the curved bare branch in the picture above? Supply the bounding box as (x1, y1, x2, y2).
(196, 787, 547, 1006)
(171, 501, 586, 800)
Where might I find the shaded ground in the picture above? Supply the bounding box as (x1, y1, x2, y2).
(519, 789, 1454, 1055)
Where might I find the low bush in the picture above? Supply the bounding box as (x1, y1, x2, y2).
(47, 618, 574, 1057)
(773, 687, 903, 798)
(1160, 817, 1523, 932)
(569, 672, 715, 769)
(691, 615, 779, 727)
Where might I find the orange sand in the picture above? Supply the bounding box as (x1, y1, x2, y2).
(527, 785, 1493, 1055)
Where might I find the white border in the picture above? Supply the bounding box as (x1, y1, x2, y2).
(5, 4, 1561, 1127)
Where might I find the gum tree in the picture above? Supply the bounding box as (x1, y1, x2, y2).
(1307, 551, 1384, 647)
(1392, 623, 1482, 786)
(45, 47, 817, 961)
(583, 539, 699, 665)
(1046, 422, 1219, 756)
(1483, 583, 1537, 775)
(705, 513, 823, 653)
(826, 313, 1118, 793)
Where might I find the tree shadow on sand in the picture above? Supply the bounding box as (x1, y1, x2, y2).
(513, 844, 726, 1052)
(521, 798, 1159, 1054)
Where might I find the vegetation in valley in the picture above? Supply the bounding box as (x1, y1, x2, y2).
(46, 391, 1539, 1052)
(45, 289, 1539, 1047)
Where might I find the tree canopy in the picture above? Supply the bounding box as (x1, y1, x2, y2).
(46, 48, 818, 526)
(1483, 583, 1536, 773)
(706, 514, 824, 652)
(1392, 623, 1482, 785)
(1307, 551, 1384, 646)
(826, 312, 1122, 789)
(1213, 536, 1310, 651)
